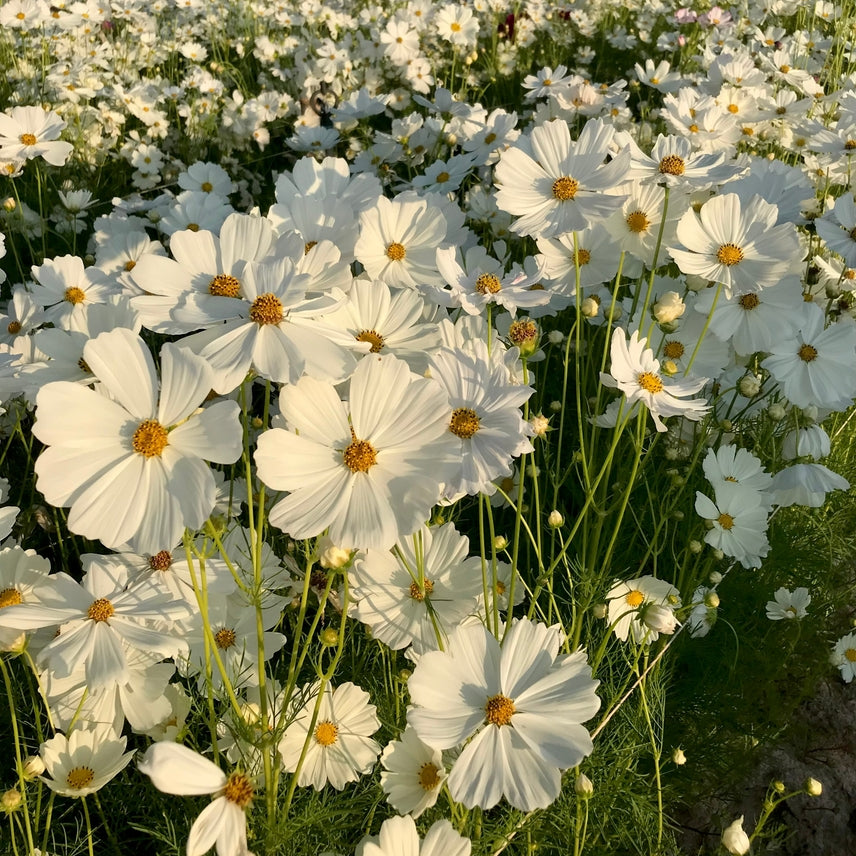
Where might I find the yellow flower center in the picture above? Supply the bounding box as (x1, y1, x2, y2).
(688, 124, 699, 133)
(738, 293, 759, 310)
(716, 244, 744, 266)
(186, 223, 200, 232)
(314, 720, 338, 746)
(450, 21, 461, 31)
(356, 329, 384, 353)
(208, 274, 241, 298)
(19, 133, 37, 146)
(637, 372, 663, 393)
(484, 693, 515, 727)
(658, 154, 685, 175)
(132, 419, 169, 458)
(484, 132, 497, 144)
(249, 293, 284, 325)
(435, 171, 450, 183)
(798, 343, 818, 362)
(717, 512, 734, 530)
(779, 64, 790, 73)
(552, 176, 579, 201)
(64, 287, 86, 305)
(7, 321, 21, 335)
(575, 248, 591, 265)
(475, 273, 501, 294)
(200, 181, 213, 192)
(846, 140, 856, 151)
(0, 587, 22, 608)
(215, 627, 237, 649)
(727, 103, 739, 113)
(626, 589, 645, 608)
(123, 259, 136, 271)
(87, 598, 114, 622)
(663, 340, 685, 360)
(149, 550, 173, 571)
(626, 210, 650, 233)
(386, 242, 406, 261)
(449, 407, 480, 439)
(409, 579, 434, 601)
(304, 241, 317, 254)
(65, 767, 95, 790)
(343, 429, 377, 473)
(223, 773, 254, 808)
(495, 580, 506, 595)
(418, 762, 442, 790)
(508, 319, 537, 346)
(845, 648, 856, 662)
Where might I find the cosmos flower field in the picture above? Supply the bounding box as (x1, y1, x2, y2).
(1, 0, 856, 854)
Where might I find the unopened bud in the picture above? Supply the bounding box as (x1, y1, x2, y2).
(319, 627, 339, 647)
(772, 780, 786, 793)
(22, 755, 45, 779)
(493, 535, 508, 551)
(529, 414, 550, 437)
(318, 536, 351, 570)
(768, 402, 786, 421)
(581, 297, 600, 317)
(738, 373, 761, 397)
(643, 603, 678, 635)
(574, 772, 594, 798)
(1, 789, 21, 813)
(672, 747, 687, 765)
(547, 329, 564, 345)
(704, 591, 720, 608)
(805, 777, 822, 796)
(689, 539, 702, 554)
(592, 603, 607, 619)
(709, 570, 723, 584)
(548, 510, 563, 528)
(653, 291, 685, 324)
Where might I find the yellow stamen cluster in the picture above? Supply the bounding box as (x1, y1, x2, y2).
(66, 767, 95, 790)
(386, 242, 406, 261)
(19, 133, 37, 146)
(132, 419, 169, 458)
(738, 293, 760, 310)
(845, 648, 856, 662)
(575, 248, 592, 266)
(356, 329, 384, 353)
(449, 407, 480, 439)
(149, 551, 173, 571)
(508, 319, 537, 346)
(409, 579, 435, 601)
(0, 587, 22, 608)
(552, 176, 579, 201)
(208, 274, 241, 298)
(658, 154, 685, 175)
(304, 241, 318, 254)
(716, 243, 744, 266)
(626, 590, 645, 608)
(249, 293, 284, 325)
(626, 210, 650, 233)
(87, 598, 114, 622)
(484, 693, 515, 727)
(637, 372, 664, 394)
(663, 341, 685, 360)
(215, 627, 237, 649)
(435, 171, 450, 184)
(314, 721, 339, 746)
(64, 287, 86, 305)
(717, 512, 734, 530)
(798, 344, 818, 362)
(418, 763, 442, 790)
(223, 773, 254, 808)
(343, 430, 377, 473)
(475, 273, 502, 294)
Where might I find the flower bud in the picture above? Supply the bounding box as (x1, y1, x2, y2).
(709, 570, 723, 584)
(805, 777, 822, 796)
(722, 816, 751, 855)
(592, 603, 608, 619)
(548, 510, 563, 528)
(672, 747, 687, 765)
(529, 414, 550, 437)
(768, 403, 786, 421)
(318, 536, 352, 570)
(643, 603, 678, 635)
(738, 373, 761, 397)
(320, 627, 339, 647)
(581, 297, 600, 318)
(713, 549, 724, 560)
(704, 591, 720, 608)
(23, 755, 45, 779)
(662, 359, 679, 376)
(653, 291, 686, 324)
(549, 399, 562, 412)
(689, 539, 702, 554)
(493, 535, 508, 551)
(547, 329, 564, 345)
(772, 780, 785, 793)
(574, 772, 594, 798)
(1, 789, 21, 813)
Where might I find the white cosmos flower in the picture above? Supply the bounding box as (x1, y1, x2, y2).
(606, 576, 680, 644)
(702, 445, 773, 494)
(669, 194, 801, 297)
(600, 328, 709, 433)
(138, 741, 255, 856)
(278, 681, 381, 791)
(494, 117, 630, 238)
(694, 482, 770, 569)
(31, 327, 242, 553)
(40, 727, 135, 797)
(356, 816, 470, 856)
(379, 727, 446, 818)
(0, 105, 73, 166)
(766, 587, 810, 620)
(255, 353, 456, 551)
(408, 617, 600, 811)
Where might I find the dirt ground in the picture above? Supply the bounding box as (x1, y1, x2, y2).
(677, 677, 856, 853)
